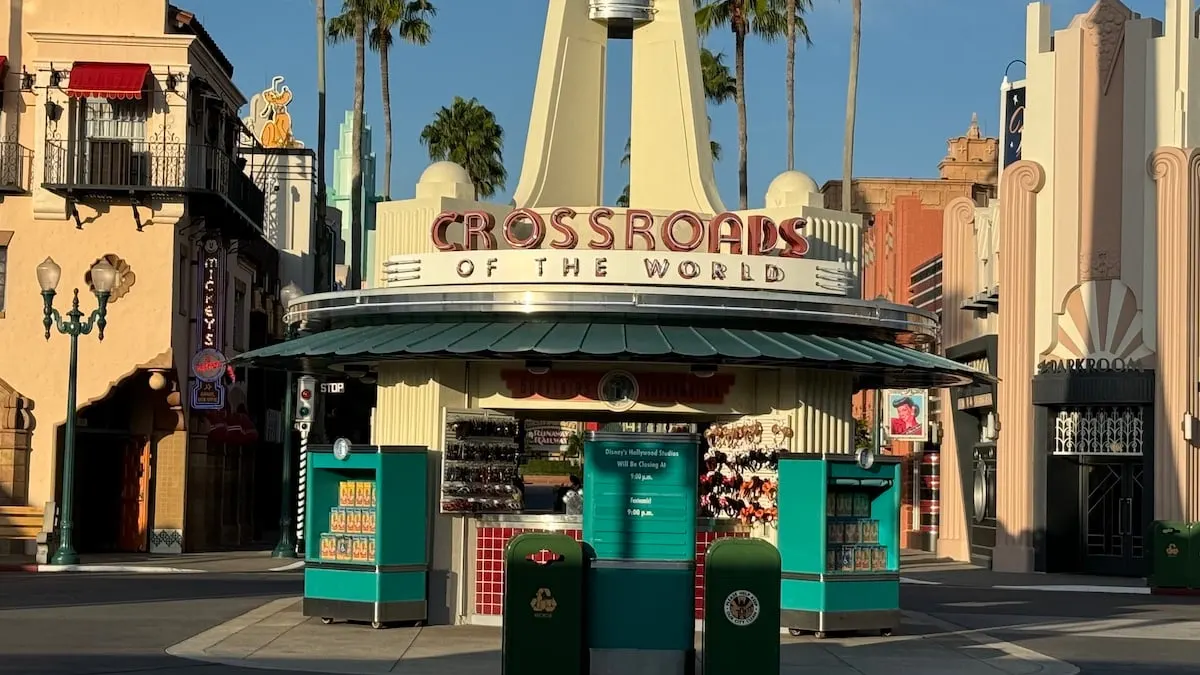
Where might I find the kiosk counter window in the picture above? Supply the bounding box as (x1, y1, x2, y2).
(458, 415, 756, 622)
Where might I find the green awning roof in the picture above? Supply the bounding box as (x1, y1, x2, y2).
(233, 322, 990, 387)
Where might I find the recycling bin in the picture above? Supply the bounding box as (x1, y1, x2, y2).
(702, 537, 782, 675)
(502, 532, 585, 675)
(1148, 521, 1189, 590)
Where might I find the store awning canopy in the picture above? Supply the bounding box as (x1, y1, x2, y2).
(66, 62, 151, 99)
(231, 322, 991, 388)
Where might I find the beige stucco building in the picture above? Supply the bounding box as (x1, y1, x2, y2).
(0, 1, 313, 556)
(939, 0, 1200, 576)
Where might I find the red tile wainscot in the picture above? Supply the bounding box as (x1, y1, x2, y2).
(694, 530, 749, 619)
(474, 526, 583, 616)
(473, 525, 747, 618)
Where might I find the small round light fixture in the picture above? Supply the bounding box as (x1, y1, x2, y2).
(856, 447, 876, 470)
(526, 360, 551, 376)
(147, 371, 167, 391)
(332, 437, 352, 461)
(691, 364, 718, 379)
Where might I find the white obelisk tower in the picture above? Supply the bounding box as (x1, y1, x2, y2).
(512, 0, 725, 213)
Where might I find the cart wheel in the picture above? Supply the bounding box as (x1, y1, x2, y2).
(787, 628, 804, 637)
(320, 618, 333, 625)
(880, 629, 893, 637)
(814, 631, 827, 640)
(371, 621, 385, 629)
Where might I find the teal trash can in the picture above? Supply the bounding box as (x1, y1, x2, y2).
(1149, 521, 1189, 589)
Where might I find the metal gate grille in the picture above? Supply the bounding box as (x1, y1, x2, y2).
(1052, 407, 1144, 456)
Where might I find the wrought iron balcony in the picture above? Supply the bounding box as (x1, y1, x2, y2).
(0, 137, 33, 195)
(42, 135, 265, 235)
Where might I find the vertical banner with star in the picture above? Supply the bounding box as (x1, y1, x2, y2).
(1002, 86, 1025, 168)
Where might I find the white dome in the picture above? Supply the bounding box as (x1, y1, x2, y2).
(765, 170, 821, 208)
(419, 161, 471, 185)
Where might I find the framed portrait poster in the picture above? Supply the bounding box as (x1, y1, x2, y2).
(883, 389, 929, 441)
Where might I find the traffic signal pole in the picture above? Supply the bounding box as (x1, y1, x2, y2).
(294, 376, 317, 556)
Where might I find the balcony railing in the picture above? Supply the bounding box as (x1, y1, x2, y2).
(42, 137, 265, 233)
(0, 138, 33, 194)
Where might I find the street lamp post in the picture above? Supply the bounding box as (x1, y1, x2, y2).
(36, 256, 120, 566)
(272, 282, 303, 558)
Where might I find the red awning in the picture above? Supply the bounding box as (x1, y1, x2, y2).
(66, 62, 150, 100)
(0, 57, 8, 73)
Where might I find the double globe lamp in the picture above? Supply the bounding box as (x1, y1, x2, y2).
(35, 256, 120, 566)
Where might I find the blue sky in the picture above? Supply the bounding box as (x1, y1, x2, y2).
(197, 0, 1165, 208)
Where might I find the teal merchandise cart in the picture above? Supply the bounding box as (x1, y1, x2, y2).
(302, 444, 430, 628)
(778, 453, 901, 638)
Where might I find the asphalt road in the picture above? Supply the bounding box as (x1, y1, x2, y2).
(902, 584, 1200, 675)
(3, 570, 1199, 675)
(0, 571, 303, 675)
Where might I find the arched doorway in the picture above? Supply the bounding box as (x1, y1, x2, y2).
(69, 377, 159, 553)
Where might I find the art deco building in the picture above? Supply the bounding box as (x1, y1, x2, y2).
(939, 0, 1200, 576)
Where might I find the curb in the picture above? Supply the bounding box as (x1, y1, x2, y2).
(0, 563, 202, 574)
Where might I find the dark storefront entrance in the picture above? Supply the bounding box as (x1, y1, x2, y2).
(1034, 360, 1154, 578)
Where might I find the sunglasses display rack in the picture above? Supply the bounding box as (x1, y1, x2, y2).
(439, 410, 524, 514)
(825, 490, 888, 572)
(699, 418, 789, 525)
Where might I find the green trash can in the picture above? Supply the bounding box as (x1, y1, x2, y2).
(1187, 522, 1200, 590)
(1149, 521, 1189, 589)
(702, 537, 782, 675)
(502, 533, 585, 675)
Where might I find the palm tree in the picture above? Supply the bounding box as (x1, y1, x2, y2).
(617, 47, 733, 207)
(842, 0, 861, 213)
(784, 0, 813, 170)
(328, 1, 368, 289)
(370, 1, 436, 200)
(696, 0, 791, 209)
(420, 96, 507, 199)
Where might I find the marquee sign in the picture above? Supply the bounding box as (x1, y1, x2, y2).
(431, 208, 811, 256)
(191, 235, 227, 410)
(385, 208, 855, 296)
(383, 249, 852, 295)
(1036, 357, 1143, 375)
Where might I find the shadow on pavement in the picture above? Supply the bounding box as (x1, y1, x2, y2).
(0, 572, 302, 611)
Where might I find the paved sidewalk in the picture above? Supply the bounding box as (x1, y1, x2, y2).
(899, 550, 1151, 594)
(167, 597, 1079, 675)
(0, 549, 305, 574)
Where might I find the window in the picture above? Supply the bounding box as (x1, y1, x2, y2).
(233, 279, 247, 350)
(81, 98, 147, 141)
(0, 237, 8, 316)
(77, 98, 149, 187)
